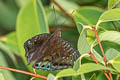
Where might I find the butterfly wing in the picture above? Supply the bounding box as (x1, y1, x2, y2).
(24, 33, 50, 64)
(30, 28, 61, 64)
(32, 28, 80, 70)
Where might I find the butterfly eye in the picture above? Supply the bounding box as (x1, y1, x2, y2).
(27, 41, 33, 49)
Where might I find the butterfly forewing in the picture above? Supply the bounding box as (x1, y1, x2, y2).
(24, 33, 50, 64)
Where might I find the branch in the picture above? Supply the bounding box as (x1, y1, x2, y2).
(49, 26, 76, 32)
(112, 22, 119, 32)
(92, 27, 113, 80)
(89, 52, 111, 80)
(51, 0, 75, 23)
(0, 66, 47, 79)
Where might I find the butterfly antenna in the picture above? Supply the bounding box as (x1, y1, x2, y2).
(60, 10, 75, 26)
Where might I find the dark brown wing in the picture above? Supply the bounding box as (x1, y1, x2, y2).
(30, 28, 61, 63)
(24, 33, 50, 64)
(31, 28, 80, 70)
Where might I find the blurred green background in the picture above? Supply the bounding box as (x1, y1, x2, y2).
(0, 0, 120, 80)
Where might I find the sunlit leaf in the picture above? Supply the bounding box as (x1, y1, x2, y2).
(105, 48, 120, 60)
(47, 74, 56, 80)
(0, 42, 18, 66)
(96, 8, 120, 28)
(0, 52, 16, 80)
(110, 55, 120, 72)
(77, 63, 114, 74)
(108, 0, 118, 9)
(89, 73, 96, 80)
(56, 69, 77, 78)
(93, 31, 120, 46)
(16, 0, 49, 65)
(78, 30, 90, 55)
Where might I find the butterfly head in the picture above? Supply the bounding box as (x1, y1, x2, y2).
(24, 39, 36, 64)
(33, 64, 38, 68)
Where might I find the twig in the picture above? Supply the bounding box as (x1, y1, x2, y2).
(92, 27, 107, 65)
(50, 0, 75, 23)
(89, 52, 99, 64)
(89, 52, 111, 80)
(92, 27, 113, 80)
(50, 26, 76, 32)
(112, 22, 119, 32)
(0, 66, 47, 79)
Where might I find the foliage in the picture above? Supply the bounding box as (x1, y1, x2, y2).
(0, 0, 120, 80)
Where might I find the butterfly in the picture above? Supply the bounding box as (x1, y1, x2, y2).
(24, 28, 80, 71)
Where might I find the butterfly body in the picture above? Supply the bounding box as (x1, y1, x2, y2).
(24, 28, 80, 71)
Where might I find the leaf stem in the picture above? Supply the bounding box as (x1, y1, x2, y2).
(0, 66, 47, 79)
(112, 22, 119, 32)
(92, 27, 113, 80)
(50, 26, 76, 32)
(89, 52, 111, 80)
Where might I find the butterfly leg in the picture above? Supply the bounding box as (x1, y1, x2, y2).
(30, 68, 36, 80)
(33, 68, 36, 74)
(30, 77, 35, 80)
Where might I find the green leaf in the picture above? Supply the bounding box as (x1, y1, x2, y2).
(16, 0, 49, 65)
(0, 1, 18, 33)
(56, 69, 77, 78)
(72, 6, 104, 43)
(77, 63, 113, 74)
(78, 30, 90, 55)
(73, 58, 81, 71)
(110, 55, 120, 72)
(108, 0, 118, 9)
(0, 52, 16, 80)
(89, 73, 96, 80)
(5, 32, 20, 55)
(105, 48, 120, 61)
(96, 8, 120, 28)
(33, 0, 49, 32)
(47, 74, 56, 80)
(72, 6, 103, 26)
(93, 31, 120, 46)
(92, 49, 104, 64)
(54, 0, 79, 11)
(0, 42, 18, 66)
(72, 75, 81, 80)
(0, 72, 5, 80)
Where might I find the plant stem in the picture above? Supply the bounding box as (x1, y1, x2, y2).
(112, 22, 119, 32)
(50, 0, 75, 23)
(92, 27, 113, 80)
(89, 52, 111, 80)
(0, 66, 47, 79)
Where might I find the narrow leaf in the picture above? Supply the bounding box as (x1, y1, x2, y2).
(16, 0, 49, 64)
(108, 0, 118, 9)
(93, 31, 120, 46)
(0, 52, 16, 80)
(111, 55, 120, 72)
(77, 63, 113, 74)
(78, 30, 90, 55)
(105, 48, 120, 60)
(56, 69, 77, 78)
(89, 73, 96, 80)
(92, 49, 104, 64)
(47, 74, 56, 80)
(96, 8, 120, 27)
